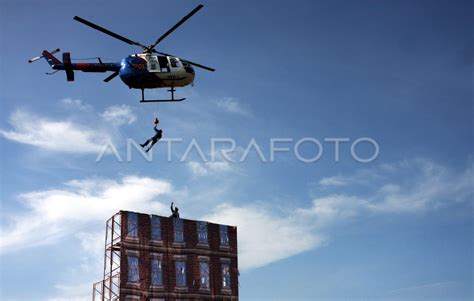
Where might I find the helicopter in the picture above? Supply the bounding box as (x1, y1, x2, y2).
(29, 4, 214, 102)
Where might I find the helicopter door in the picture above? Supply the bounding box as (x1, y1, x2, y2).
(158, 56, 170, 72)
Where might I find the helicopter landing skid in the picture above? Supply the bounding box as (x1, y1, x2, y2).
(139, 88, 185, 103)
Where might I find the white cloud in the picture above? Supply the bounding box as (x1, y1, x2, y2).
(298, 195, 369, 227)
(187, 160, 233, 177)
(368, 159, 473, 213)
(303, 159, 474, 223)
(0, 109, 110, 154)
(0, 172, 320, 273)
(0, 101, 137, 155)
(50, 283, 94, 301)
(215, 97, 252, 117)
(318, 175, 349, 187)
(101, 104, 136, 126)
(75, 231, 104, 274)
(205, 204, 324, 270)
(60, 98, 93, 112)
(207, 161, 233, 172)
(386, 280, 461, 298)
(187, 161, 209, 176)
(48, 231, 104, 301)
(0, 176, 172, 254)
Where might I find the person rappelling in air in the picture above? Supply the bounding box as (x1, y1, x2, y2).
(140, 118, 163, 152)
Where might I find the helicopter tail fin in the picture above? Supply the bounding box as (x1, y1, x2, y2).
(62, 52, 74, 81)
(41, 49, 62, 67)
(37, 50, 74, 81)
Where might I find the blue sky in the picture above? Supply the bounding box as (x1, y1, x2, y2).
(0, 0, 472, 300)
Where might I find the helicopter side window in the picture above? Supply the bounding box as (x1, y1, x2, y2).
(158, 56, 170, 72)
(170, 57, 180, 68)
(147, 55, 160, 72)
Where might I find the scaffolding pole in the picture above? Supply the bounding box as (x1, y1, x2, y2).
(92, 212, 122, 301)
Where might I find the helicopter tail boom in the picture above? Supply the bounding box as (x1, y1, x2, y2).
(31, 49, 121, 82)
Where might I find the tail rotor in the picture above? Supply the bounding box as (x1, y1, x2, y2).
(28, 48, 60, 63)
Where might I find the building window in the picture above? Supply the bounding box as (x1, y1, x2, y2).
(151, 215, 161, 241)
(173, 218, 184, 243)
(151, 258, 163, 286)
(175, 260, 187, 287)
(128, 212, 138, 238)
(128, 255, 139, 283)
(221, 262, 231, 290)
(220, 225, 229, 246)
(197, 221, 208, 244)
(199, 261, 210, 290)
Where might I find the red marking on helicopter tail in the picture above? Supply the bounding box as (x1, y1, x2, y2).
(76, 63, 90, 69)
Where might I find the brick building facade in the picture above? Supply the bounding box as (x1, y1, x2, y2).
(93, 210, 238, 301)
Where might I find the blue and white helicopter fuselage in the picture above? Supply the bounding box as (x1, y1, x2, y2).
(120, 54, 195, 89)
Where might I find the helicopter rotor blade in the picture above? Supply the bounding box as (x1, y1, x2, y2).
(148, 4, 204, 50)
(185, 61, 215, 72)
(73, 16, 148, 50)
(154, 50, 215, 72)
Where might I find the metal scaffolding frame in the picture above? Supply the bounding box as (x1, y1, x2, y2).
(92, 212, 122, 301)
